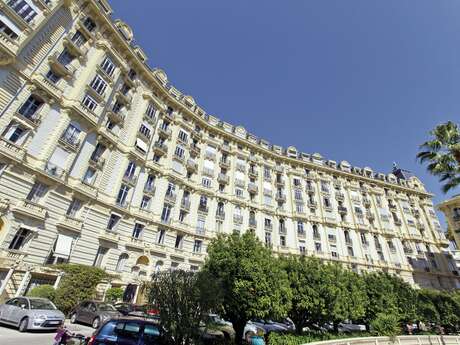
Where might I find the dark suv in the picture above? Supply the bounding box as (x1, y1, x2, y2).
(87, 318, 164, 345)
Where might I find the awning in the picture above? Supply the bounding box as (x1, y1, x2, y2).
(136, 138, 148, 152)
(54, 234, 73, 258)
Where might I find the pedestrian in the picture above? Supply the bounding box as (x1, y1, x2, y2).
(405, 323, 413, 335)
(53, 325, 72, 345)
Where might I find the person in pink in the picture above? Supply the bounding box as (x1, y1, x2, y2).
(53, 325, 71, 345)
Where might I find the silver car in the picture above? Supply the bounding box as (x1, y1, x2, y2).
(0, 297, 65, 332)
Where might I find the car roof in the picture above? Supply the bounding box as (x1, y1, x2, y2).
(103, 317, 160, 324)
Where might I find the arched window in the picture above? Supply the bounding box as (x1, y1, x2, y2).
(234, 206, 242, 217)
(136, 255, 149, 267)
(116, 253, 129, 272)
(155, 260, 163, 273)
(344, 230, 351, 243)
(217, 202, 224, 214)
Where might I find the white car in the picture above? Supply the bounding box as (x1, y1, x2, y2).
(244, 321, 266, 340)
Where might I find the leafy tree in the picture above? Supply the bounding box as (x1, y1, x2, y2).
(202, 232, 292, 344)
(416, 289, 440, 325)
(28, 284, 56, 302)
(417, 121, 460, 192)
(105, 287, 124, 303)
(147, 270, 221, 345)
(281, 256, 325, 333)
(385, 274, 418, 324)
(53, 264, 108, 315)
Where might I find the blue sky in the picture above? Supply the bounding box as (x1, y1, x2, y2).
(109, 0, 460, 225)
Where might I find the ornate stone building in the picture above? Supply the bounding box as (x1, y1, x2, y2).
(0, 0, 457, 302)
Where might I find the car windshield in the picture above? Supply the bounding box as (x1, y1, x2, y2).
(29, 299, 56, 310)
(97, 303, 116, 311)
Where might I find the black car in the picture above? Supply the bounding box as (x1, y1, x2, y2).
(87, 317, 164, 345)
(114, 303, 159, 319)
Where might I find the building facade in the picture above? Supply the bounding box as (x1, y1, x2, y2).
(0, 0, 457, 302)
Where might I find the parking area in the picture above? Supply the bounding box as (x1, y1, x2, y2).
(0, 320, 94, 345)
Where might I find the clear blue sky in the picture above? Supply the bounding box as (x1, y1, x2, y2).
(110, 0, 460, 226)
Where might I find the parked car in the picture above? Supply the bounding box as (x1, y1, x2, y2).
(199, 314, 235, 341)
(0, 297, 65, 332)
(244, 321, 266, 340)
(250, 319, 289, 334)
(70, 301, 121, 328)
(86, 317, 164, 345)
(114, 303, 159, 319)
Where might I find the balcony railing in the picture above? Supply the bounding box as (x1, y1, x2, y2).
(181, 199, 191, 211)
(338, 206, 348, 214)
(198, 204, 209, 214)
(233, 215, 243, 224)
(218, 173, 229, 184)
(186, 159, 198, 172)
(307, 200, 317, 208)
(248, 183, 258, 194)
(44, 161, 66, 179)
(190, 144, 201, 157)
(122, 173, 137, 186)
(275, 192, 286, 202)
(249, 219, 257, 228)
(143, 184, 156, 195)
(164, 192, 177, 204)
(89, 155, 105, 170)
(264, 223, 273, 231)
(335, 192, 345, 201)
(216, 211, 225, 220)
(0, 137, 25, 161)
(153, 141, 168, 155)
(59, 135, 80, 151)
(219, 159, 230, 169)
(158, 126, 172, 138)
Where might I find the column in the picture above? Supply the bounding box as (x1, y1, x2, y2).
(0, 268, 14, 297)
(14, 270, 31, 297)
(53, 272, 64, 289)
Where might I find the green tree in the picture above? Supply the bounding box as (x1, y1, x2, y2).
(27, 284, 56, 302)
(417, 121, 460, 193)
(281, 256, 325, 334)
(105, 287, 124, 303)
(370, 313, 401, 338)
(53, 264, 108, 315)
(147, 270, 220, 345)
(386, 274, 418, 324)
(416, 289, 440, 325)
(202, 232, 292, 344)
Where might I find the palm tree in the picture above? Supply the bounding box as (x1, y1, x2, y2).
(417, 121, 460, 193)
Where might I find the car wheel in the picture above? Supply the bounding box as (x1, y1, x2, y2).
(92, 317, 100, 329)
(70, 313, 77, 324)
(18, 318, 28, 332)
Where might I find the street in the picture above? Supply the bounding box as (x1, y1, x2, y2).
(0, 321, 94, 345)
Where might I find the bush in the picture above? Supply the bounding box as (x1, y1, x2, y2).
(267, 332, 375, 345)
(105, 287, 124, 303)
(28, 284, 56, 302)
(370, 313, 401, 338)
(53, 264, 108, 315)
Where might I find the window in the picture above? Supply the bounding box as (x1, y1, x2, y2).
(82, 94, 98, 111)
(18, 95, 43, 118)
(81, 16, 96, 31)
(296, 203, 304, 213)
(26, 182, 48, 203)
(175, 235, 184, 249)
(293, 178, 301, 187)
(360, 232, 367, 245)
(124, 161, 136, 179)
(145, 174, 155, 191)
(174, 145, 185, 158)
(90, 143, 106, 162)
(315, 242, 322, 252)
(7, 0, 38, 23)
(139, 124, 151, 139)
(66, 198, 82, 217)
(193, 240, 202, 253)
(166, 183, 175, 196)
(178, 210, 186, 222)
(100, 56, 116, 77)
(157, 229, 165, 244)
(145, 103, 156, 119)
(265, 232, 272, 246)
(71, 30, 87, 47)
(313, 224, 320, 238)
(202, 177, 211, 188)
(161, 204, 171, 222)
(58, 49, 74, 65)
(299, 244, 306, 254)
(178, 130, 188, 143)
(45, 70, 61, 83)
(264, 167, 271, 179)
(46, 234, 74, 264)
(90, 75, 107, 95)
(140, 195, 151, 209)
(324, 197, 331, 208)
(107, 214, 121, 231)
(280, 235, 286, 247)
(297, 221, 304, 234)
(294, 189, 302, 201)
(93, 247, 108, 267)
(0, 20, 18, 39)
(82, 167, 96, 185)
(132, 223, 144, 239)
(331, 245, 338, 257)
(116, 184, 130, 206)
(116, 253, 128, 272)
(2, 122, 28, 144)
(62, 124, 81, 145)
(9, 228, 32, 250)
(235, 188, 243, 198)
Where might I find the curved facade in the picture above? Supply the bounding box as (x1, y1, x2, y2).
(0, 0, 458, 302)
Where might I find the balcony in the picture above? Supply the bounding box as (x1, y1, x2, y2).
(196, 227, 206, 236)
(158, 126, 172, 139)
(363, 198, 371, 208)
(248, 169, 259, 178)
(279, 226, 287, 234)
(236, 163, 246, 172)
(107, 109, 125, 123)
(116, 90, 133, 105)
(388, 203, 397, 211)
(122, 173, 137, 186)
(416, 222, 425, 231)
(335, 192, 345, 201)
(274, 165, 284, 173)
(190, 144, 201, 157)
(153, 141, 168, 156)
(57, 215, 83, 233)
(186, 159, 198, 172)
(308, 200, 317, 208)
(394, 218, 402, 226)
(0, 137, 25, 162)
(198, 204, 209, 214)
(98, 229, 120, 244)
(219, 159, 230, 169)
(44, 162, 66, 179)
(221, 143, 231, 153)
(59, 135, 80, 152)
(298, 231, 307, 239)
(333, 181, 342, 189)
(412, 209, 420, 218)
(12, 199, 47, 220)
(180, 199, 191, 211)
(275, 178, 285, 186)
(88, 155, 105, 170)
(264, 223, 273, 231)
(249, 219, 257, 229)
(216, 211, 225, 220)
(338, 206, 348, 214)
(48, 52, 76, 78)
(164, 192, 177, 204)
(233, 215, 243, 224)
(204, 151, 216, 161)
(275, 192, 286, 202)
(306, 185, 315, 193)
(248, 183, 258, 194)
(218, 173, 229, 184)
(366, 212, 375, 220)
(144, 184, 156, 195)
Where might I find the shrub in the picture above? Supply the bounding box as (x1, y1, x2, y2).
(370, 313, 401, 338)
(267, 332, 375, 345)
(105, 287, 124, 303)
(28, 284, 56, 302)
(53, 264, 108, 315)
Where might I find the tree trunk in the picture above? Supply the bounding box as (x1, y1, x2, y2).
(333, 321, 339, 333)
(233, 319, 247, 345)
(453, 149, 460, 165)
